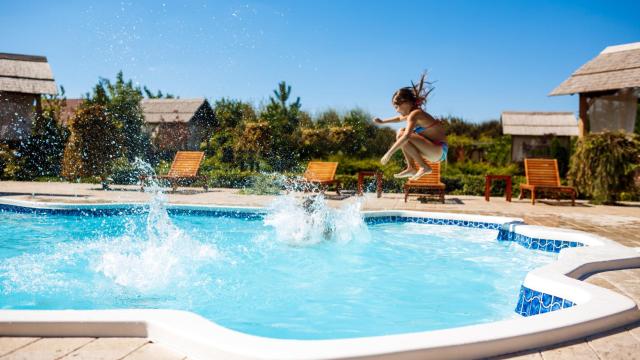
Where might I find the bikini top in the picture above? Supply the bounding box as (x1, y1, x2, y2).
(414, 121, 446, 145)
(413, 120, 440, 134)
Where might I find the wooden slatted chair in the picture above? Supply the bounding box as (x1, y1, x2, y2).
(300, 161, 341, 194)
(155, 151, 208, 192)
(519, 158, 576, 206)
(403, 160, 445, 203)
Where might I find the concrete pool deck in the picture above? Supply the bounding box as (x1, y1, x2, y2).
(1, 181, 639, 359)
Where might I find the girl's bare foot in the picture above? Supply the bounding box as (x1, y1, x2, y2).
(393, 168, 417, 178)
(409, 165, 433, 180)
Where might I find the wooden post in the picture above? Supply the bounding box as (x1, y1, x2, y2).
(578, 93, 589, 138)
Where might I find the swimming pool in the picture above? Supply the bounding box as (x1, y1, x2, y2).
(0, 197, 639, 359)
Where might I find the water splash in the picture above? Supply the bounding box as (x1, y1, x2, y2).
(93, 158, 220, 291)
(264, 192, 370, 246)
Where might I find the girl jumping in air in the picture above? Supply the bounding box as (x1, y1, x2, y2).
(374, 73, 447, 180)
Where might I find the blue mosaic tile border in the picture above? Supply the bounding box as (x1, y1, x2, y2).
(167, 208, 263, 220)
(365, 216, 501, 230)
(0, 203, 263, 220)
(515, 285, 575, 317)
(0, 203, 144, 217)
(497, 227, 583, 253)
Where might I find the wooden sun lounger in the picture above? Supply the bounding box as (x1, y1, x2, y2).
(300, 161, 341, 194)
(142, 151, 208, 192)
(403, 160, 445, 203)
(519, 158, 576, 206)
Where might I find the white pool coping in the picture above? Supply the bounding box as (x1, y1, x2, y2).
(1, 198, 639, 360)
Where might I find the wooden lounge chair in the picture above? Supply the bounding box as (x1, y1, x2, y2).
(146, 151, 208, 192)
(300, 161, 341, 194)
(519, 158, 576, 206)
(404, 160, 445, 203)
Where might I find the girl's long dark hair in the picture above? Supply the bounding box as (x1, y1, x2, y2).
(392, 72, 435, 109)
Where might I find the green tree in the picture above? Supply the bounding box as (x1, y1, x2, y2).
(343, 108, 378, 155)
(442, 117, 501, 139)
(85, 71, 150, 162)
(316, 109, 341, 128)
(235, 121, 271, 171)
(61, 104, 122, 179)
(143, 86, 175, 99)
(207, 99, 257, 166)
(260, 81, 302, 171)
(20, 89, 69, 178)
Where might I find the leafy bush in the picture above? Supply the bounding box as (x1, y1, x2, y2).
(203, 169, 255, 188)
(20, 92, 69, 179)
(441, 174, 526, 197)
(568, 132, 640, 204)
(62, 104, 122, 179)
(442, 161, 519, 177)
(484, 135, 512, 166)
(0, 144, 19, 179)
(109, 157, 143, 184)
(238, 173, 284, 195)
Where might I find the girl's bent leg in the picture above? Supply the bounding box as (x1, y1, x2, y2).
(408, 134, 444, 162)
(402, 142, 431, 173)
(393, 128, 416, 178)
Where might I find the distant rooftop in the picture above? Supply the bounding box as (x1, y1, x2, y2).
(0, 52, 57, 95)
(501, 111, 579, 136)
(550, 41, 640, 96)
(140, 98, 209, 123)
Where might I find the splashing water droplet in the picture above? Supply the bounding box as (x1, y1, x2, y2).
(264, 191, 369, 246)
(93, 158, 221, 291)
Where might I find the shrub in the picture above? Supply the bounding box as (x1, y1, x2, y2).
(484, 135, 512, 166)
(61, 104, 122, 179)
(20, 93, 69, 179)
(203, 169, 255, 188)
(0, 144, 19, 179)
(109, 157, 143, 184)
(238, 173, 283, 195)
(568, 132, 640, 204)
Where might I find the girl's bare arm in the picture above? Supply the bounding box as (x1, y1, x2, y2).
(373, 115, 403, 124)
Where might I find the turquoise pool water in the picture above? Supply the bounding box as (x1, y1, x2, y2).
(0, 200, 556, 340)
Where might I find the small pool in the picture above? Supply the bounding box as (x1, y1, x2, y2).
(1, 197, 639, 360)
(0, 197, 557, 340)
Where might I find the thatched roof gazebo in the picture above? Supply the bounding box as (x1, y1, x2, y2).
(550, 42, 640, 137)
(501, 111, 578, 162)
(0, 52, 57, 144)
(140, 98, 216, 152)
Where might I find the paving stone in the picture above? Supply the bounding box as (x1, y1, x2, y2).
(61, 338, 148, 360)
(585, 275, 620, 292)
(0, 338, 39, 357)
(628, 322, 640, 342)
(2, 338, 94, 360)
(588, 329, 640, 360)
(540, 340, 599, 359)
(123, 343, 185, 360)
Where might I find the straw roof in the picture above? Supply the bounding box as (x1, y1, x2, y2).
(0, 53, 57, 95)
(501, 111, 579, 136)
(140, 98, 210, 123)
(550, 42, 640, 96)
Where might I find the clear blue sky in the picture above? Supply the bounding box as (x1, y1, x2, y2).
(1, 0, 639, 122)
